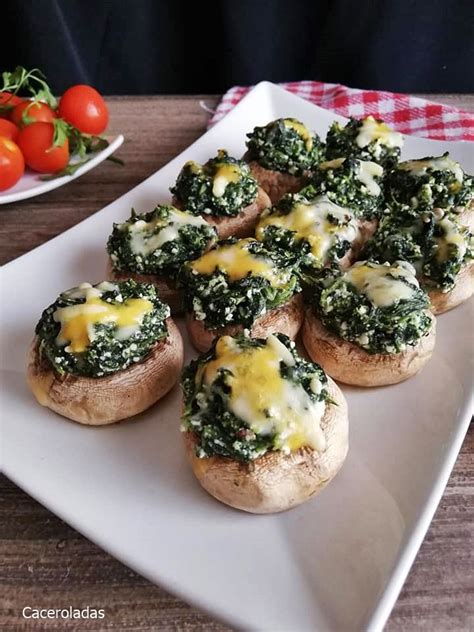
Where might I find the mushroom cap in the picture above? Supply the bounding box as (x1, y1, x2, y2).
(454, 200, 474, 233)
(186, 292, 304, 353)
(246, 159, 305, 204)
(174, 186, 271, 240)
(26, 318, 184, 425)
(183, 377, 348, 514)
(302, 308, 436, 387)
(106, 260, 183, 313)
(427, 261, 474, 315)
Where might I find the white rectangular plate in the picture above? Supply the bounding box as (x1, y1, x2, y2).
(1, 82, 473, 631)
(0, 134, 124, 205)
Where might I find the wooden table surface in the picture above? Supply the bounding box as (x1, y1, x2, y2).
(1, 94, 473, 631)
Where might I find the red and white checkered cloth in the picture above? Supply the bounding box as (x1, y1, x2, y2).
(208, 81, 474, 141)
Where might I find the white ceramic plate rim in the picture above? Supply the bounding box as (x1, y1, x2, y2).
(0, 134, 124, 205)
(2, 82, 473, 631)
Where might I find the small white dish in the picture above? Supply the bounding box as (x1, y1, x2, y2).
(0, 134, 124, 204)
(1, 82, 472, 631)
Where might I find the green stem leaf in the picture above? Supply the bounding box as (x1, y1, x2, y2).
(1, 66, 57, 109)
(51, 118, 69, 148)
(106, 155, 125, 166)
(38, 159, 91, 180)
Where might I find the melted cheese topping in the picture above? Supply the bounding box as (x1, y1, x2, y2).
(212, 163, 242, 197)
(436, 217, 468, 261)
(345, 261, 419, 307)
(357, 161, 384, 196)
(319, 157, 346, 170)
(184, 160, 202, 174)
(182, 158, 243, 198)
(190, 238, 290, 287)
(283, 118, 313, 151)
(54, 283, 153, 353)
(256, 196, 359, 263)
(202, 335, 326, 453)
(123, 208, 208, 256)
(356, 116, 403, 149)
(63, 281, 117, 300)
(399, 156, 464, 183)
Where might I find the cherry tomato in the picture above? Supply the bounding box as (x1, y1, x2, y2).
(0, 92, 23, 118)
(59, 85, 109, 135)
(10, 101, 57, 128)
(17, 122, 69, 173)
(0, 136, 25, 190)
(0, 119, 19, 142)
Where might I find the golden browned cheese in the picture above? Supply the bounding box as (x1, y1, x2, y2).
(199, 333, 326, 453)
(302, 309, 436, 387)
(53, 288, 153, 354)
(256, 196, 377, 270)
(190, 238, 291, 286)
(355, 116, 403, 149)
(283, 119, 314, 151)
(182, 377, 348, 514)
(26, 319, 184, 425)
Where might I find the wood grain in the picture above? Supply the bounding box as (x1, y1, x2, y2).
(1, 93, 473, 631)
(0, 95, 221, 266)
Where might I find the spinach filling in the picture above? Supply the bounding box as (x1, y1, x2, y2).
(325, 116, 402, 168)
(386, 153, 473, 211)
(181, 333, 330, 462)
(245, 117, 323, 176)
(364, 205, 474, 290)
(180, 239, 300, 330)
(35, 280, 169, 378)
(170, 149, 258, 217)
(307, 262, 432, 354)
(256, 185, 357, 272)
(106, 205, 217, 280)
(310, 157, 384, 219)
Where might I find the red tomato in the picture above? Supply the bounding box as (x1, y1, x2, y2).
(59, 85, 109, 135)
(0, 136, 25, 190)
(0, 119, 19, 142)
(17, 122, 69, 173)
(10, 101, 57, 128)
(0, 92, 23, 118)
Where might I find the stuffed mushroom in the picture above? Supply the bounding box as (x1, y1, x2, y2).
(302, 261, 436, 386)
(255, 185, 375, 278)
(325, 115, 403, 168)
(106, 205, 217, 313)
(180, 238, 303, 352)
(27, 280, 183, 424)
(386, 153, 474, 230)
(244, 118, 323, 203)
(310, 156, 385, 221)
(365, 203, 474, 314)
(171, 149, 270, 238)
(181, 332, 348, 513)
